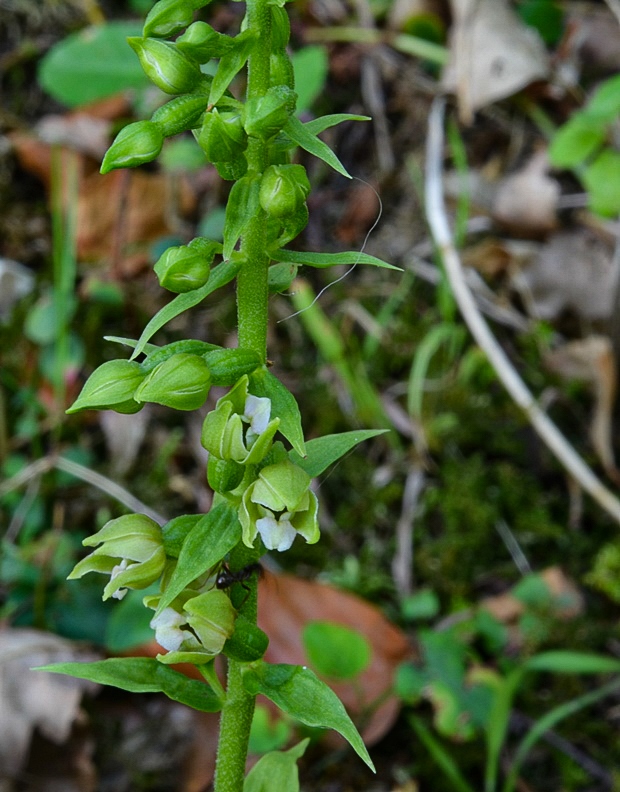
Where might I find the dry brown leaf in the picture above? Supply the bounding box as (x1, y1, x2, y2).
(335, 181, 381, 245)
(0, 627, 99, 777)
(567, 5, 620, 73)
(257, 571, 412, 747)
(443, 0, 549, 124)
(512, 229, 615, 321)
(545, 336, 618, 482)
(492, 149, 560, 237)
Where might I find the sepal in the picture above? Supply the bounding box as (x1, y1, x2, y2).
(128, 37, 202, 94)
(134, 353, 211, 410)
(176, 20, 235, 60)
(66, 359, 145, 414)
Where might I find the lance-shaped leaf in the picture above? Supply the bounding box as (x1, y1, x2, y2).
(271, 249, 400, 271)
(37, 658, 221, 712)
(242, 662, 375, 771)
(155, 502, 241, 616)
(243, 739, 309, 792)
(289, 429, 388, 477)
(131, 258, 241, 360)
(249, 368, 305, 456)
(283, 115, 350, 178)
(223, 174, 261, 260)
(303, 113, 370, 135)
(208, 29, 256, 106)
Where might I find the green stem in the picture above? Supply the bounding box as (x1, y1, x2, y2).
(214, 0, 272, 788)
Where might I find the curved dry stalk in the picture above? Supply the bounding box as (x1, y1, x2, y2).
(0, 454, 166, 526)
(425, 96, 620, 526)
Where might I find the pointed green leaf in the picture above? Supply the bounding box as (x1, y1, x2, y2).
(130, 258, 241, 360)
(155, 502, 241, 616)
(283, 115, 351, 178)
(242, 662, 375, 771)
(249, 368, 305, 456)
(289, 429, 388, 477)
(524, 651, 620, 675)
(208, 30, 256, 106)
(271, 248, 400, 271)
(37, 658, 221, 711)
(223, 174, 261, 260)
(244, 739, 309, 792)
(303, 113, 370, 135)
(104, 336, 160, 354)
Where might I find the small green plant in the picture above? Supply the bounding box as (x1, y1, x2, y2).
(38, 0, 399, 789)
(395, 599, 620, 792)
(549, 73, 620, 216)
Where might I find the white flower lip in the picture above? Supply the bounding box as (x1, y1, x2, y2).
(256, 510, 297, 551)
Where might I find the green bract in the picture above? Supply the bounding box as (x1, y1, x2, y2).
(223, 615, 269, 662)
(201, 375, 280, 464)
(203, 348, 261, 386)
(259, 164, 310, 218)
(154, 237, 218, 293)
(67, 359, 145, 414)
(176, 21, 235, 60)
(239, 460, 319, 551)
(128, 37, 202, 94)
(135, 353, 211, 410)
(100, 120, 164, 174)
(68, 514, 166, 601)
(244, 85, 297, 141)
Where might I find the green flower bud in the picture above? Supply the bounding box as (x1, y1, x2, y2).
(100, 121, 164, 175)
(213, 158, 248, 181)
(268, 262, 298, 293)
(244, 86, 296, 141)
(207, 456, 245, 493)
(141, 338, 220, 373)
(67, 359, 145, 414)
(143, 0, 194, 38)
(272, 203, 309, 250)
(154, 237, 218, 293)
(201, 376, 279, 464)
(68, 514, 166, 600)
(203, 348, 261, 387)
(134, 353, 211, 410)
(128, 37, 202, 94)
(198, 109, 247, 163)
(223, 615, 269, 662)
(239, 460, 320, 551)
(270, 6, 291, 51)
(259, 164, 310, 218)
(176, 20, 234, 61)
(269, 51, 295, 90)
(151, 94, 209, 137)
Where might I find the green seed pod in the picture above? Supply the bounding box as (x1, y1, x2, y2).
(100, 120, 164, 175)
(244, 86, 297, 141)
(203, 348, 261, 386)
(151, 94, 209, 137)
(259, 164, 310, 218)
(198, 109, 247, 163)
(207, 456, 245, 493)
(154, 237, 219, 293)
(176, 20, 234, 61)
(134, 353, 211, 410)
(269, 51, 295, 90)
(270, 6, 291, 51)
(223, 615, 269, 662)
(128, 37, 202, 94)
(67, 359, 145, 414)
(143, 0, 195, 38)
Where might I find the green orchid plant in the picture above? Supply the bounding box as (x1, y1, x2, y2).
(39, 0, 400, 789)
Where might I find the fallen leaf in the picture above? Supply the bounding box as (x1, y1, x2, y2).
(0, 627, 99, 777)
(512, 229, 615, 321)
(492, 149, 560, 237)
(442, 0, 550, 124)
(567, 5, 620, 74)
(257, 571, 412, 746)
(335, 181, 381, 245)
(545, 336, 618, 482)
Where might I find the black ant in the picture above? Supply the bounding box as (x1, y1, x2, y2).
(215, 562, 263, 606)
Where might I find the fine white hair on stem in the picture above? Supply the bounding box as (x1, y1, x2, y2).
(276, 175, 383, 324)
(425, 95, 620, 525)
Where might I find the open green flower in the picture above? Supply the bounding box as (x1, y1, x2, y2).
(147, 589, 236, 664)
(239, 460, 319, 551)
(68, 514, 166, 600)
(201, 375, 279, 464)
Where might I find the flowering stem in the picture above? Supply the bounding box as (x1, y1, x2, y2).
(214, 0, 272, 787)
